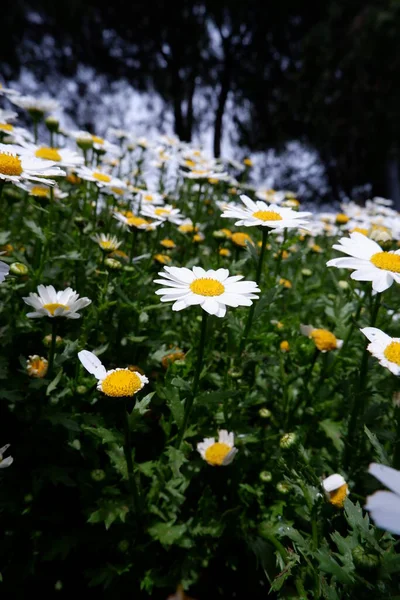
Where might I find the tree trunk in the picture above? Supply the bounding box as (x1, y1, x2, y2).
(213, 60, 231, 158)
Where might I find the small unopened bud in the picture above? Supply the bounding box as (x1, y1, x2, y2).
(228, 368, 243, 379)
(259, 408, 271, 419)
(259, 470, 272, 482)
(280, 432, 298, 449)
(105, 257, 122, 270)
(352, 545, 380, 570)
(76, 385, 88, 395)
(43, 334, 63, 348)
(54, 581, 63, 591)
(277, 481, 291, 494)
(91, 469, 106, 482)
(213, 230, 226, 240)
(70, 439, 81, 451)
(118, 539, 130, 552)
(10, 262, 28, 276)
(301, 268, 312, 277)
(76, 135, 93, 151)
(338, 280, 349, 290)
(45, 116, 59, 132)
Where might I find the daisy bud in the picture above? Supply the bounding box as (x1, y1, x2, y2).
(280, 432, 297, 449)
(76, 136, 93, 151)
(26, 355, 48, 378)
(213, 230, 226, 240)
(338, 280, 349, 290)
(228, 368, 243, 379)
(104, 257, 122, 271)
(259, 408, 271, 419)
(45, 116, 59, 133)
(54, 581, 63, 591)
(91, 469, 106, 482)
(352, 546, 380, 570)
(76, 385, 88, 395)
(301, 268, 312, 277)
(118, 540, 130, 553)
(24, 494, 33, 503)
(259, 470, 272, 482)
(10, 262, 29, 276)
(277, 482, 291, 494)
(43, 334, 63, 347)
(70, 439, 81, 450)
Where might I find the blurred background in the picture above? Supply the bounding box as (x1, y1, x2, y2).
(1, 0, 400, 204)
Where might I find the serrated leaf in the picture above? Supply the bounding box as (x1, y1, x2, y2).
(106, 445, 128, 479)
(148, 522, 186, 546)
(46, 413, 81, 432)
(82, 425, 120, 445)
(166, 392, 184, 428)
(320, 419, 344, 452)
(316, 548, 355, 584)
(364, 426, 390, 465)
(25, 219, 46, 242)
(134, 391, 154, 414)
(46, 368, 63, 395)
(171, 377, 191, 392)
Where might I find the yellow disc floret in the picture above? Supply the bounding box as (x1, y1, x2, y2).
(92, 135, 104, 145)
(204, 442, 231, 466)
(231, 232, 252, 247)
(384, 341, 400, 365)
(93, 172, 111, 183)
(0, 152, 22, 176)
(370, 252, 400, 273)
(30, 186, 50, 198)
(43, 302, 69, 315)
(329, 483, 348, 508)
(100, 369, 143, 397)
(35, 147, 62, 161)
(0, 123, 14, 132)
(252, 210, 282, 221)
(311, 329, 338, 352)
(155, 208, 170, 217)
(335, 213, 349, 225)
(190, 278, 225, 297)
(26, 355, 49, 378)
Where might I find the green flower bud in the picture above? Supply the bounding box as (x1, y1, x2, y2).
(118, 539, 130, 552)
(123, 265, 135, 273)
(105, 257, 122, 270)
(70, 439, 81, 451)
(91, 469, 106, 482)
(10, 262, 29, 276)
(259, 408, 272, 419)
(280, 432, 298, 449)
(277, 481, 291, 494)
(76, 136, 93, 151)
(43, 334, 63, 348)
(54, 581, 63, 591)
(228, 368, 243, 379)
(338, 280, 349, 290)
(76, 385, 88, 395)
(24, 493, 33, 503)
(352, 545, 380, 570)
(301, 268, 312, 277)
(259, 470, 272, 482)
(45, 116, 59, 132)
(213, 230, 226, 240)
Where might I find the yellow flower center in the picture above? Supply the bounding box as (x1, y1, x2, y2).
(154, 253, 171, 264)
(0, 123, 13, 132)
(280, 340, 290, 352)
(279, 278, 292, 288)
(179, 224, 196, 233)
(335, 213, 349, 225)
(161, 238, 175, 249)
(351, 227, 368, 235)
(35, 147, 62, 161)
(155, 208, 170, 216)
(204, 442, 231, 466)
(310, 329, 337, 352)
(231, 232, 252, 247)
(27, 356, 48, 378)
(93, 172, 111, 183)
(92, 135, 104, 145)
(219, 248, 230, 257)
(0, 152, 22, 176)
(30, 186, 50, 198)
(370, 252, 400, 273)
(101, 369, 142, 397)
(111, 187, 124, 195)
(143, 194, 154, 202)
(127, 216, 149, 228)
(329, 484, 348, 508)
(42, 302, 69, 315)
(190, 278, 225, 297)
(99, 240, 115, 251)
(252, 210, 282, 222)
(384, 341, 400, 365)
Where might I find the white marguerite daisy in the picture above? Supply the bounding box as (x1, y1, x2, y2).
(137, 190, 165, 205)
(327, 232, 400, 293)
(221, 194, 311, 229)
(0, 444, 13, 468)
(23, 285, 91, 319)
(93, 233, 122, 253)
(141, 204, 184, 225)
(78, 350, 148, 397)
(75, 166, 125, 188)
(154, 266, 260, 318)
(11, 94, 60, 116)
(19, 144, 84, 168)
(0, 83, 20, 97)
(300, 324, 343, 353)
(197, 430, 238, 466)
(360, 327, 400, 375)
(18, 182, 68, 200)
(366, 462, 400, 534)
(322, 473, 349, 508)
(0, 143, 65, 184)
(114, 212, 162, 231)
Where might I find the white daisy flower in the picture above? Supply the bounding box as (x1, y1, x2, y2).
(221, 194, 311, 230)
(0, 444, 13, 469)
(93, 233, 122, 253)
(23, 285, 91, 319)
(137, 190, 165, 205)
(327, 232, 400, 293)
(0, 83, 20, 97)
(300, 324, 343, 352)
(75, 166, 125, 188)
(141, 204, 184, 225)
(322, 473, 349, 507)
(360, 327, 400, 375)
(19, 144, 84, 168)
(11, 95, 60, 116)
(154, 266, 260, 318)
(18, 182, 68, 200)
(366, 462, 400, 534)
(0, 108, 18, 122)
(0, 259, 10, 283)
(78, 350, 148, 398)
(0, 124, 34, 144)
(0, 143, 65, 184)
(114, 212, 162, 231)
(255, 189, 286, 204)
(197, 430, 238, 466)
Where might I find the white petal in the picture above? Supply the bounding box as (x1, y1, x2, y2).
(368, 463, 400, 495)
(322, 473, 346, 492)
(78, 350, 107, 379)
(365, 491, 400, 534)
(361, 328, 391, 345)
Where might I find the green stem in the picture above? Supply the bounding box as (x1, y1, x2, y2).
(129, 229, 137, 263)
(176, 311, 208, 447)
(274, 229, 288, 279)
(48, 320, 58, 377)
(122, 401, 141, 515)
(238, 228, 269, 356)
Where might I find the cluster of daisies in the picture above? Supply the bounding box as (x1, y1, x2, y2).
(2, 82, 400, 535)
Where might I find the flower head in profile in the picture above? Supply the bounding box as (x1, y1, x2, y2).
(366, 463, 400, 534)
(114, 211, 162, 231)
(11, 94, 60, 117)
(93, 233, 122, 253)
(221, 194, 311, 230)
(197, 430, 237, 466)
(361, 327, 400, 375)
(78, 350, 148, 397)
(0, 444, 13, 469)
(154, 266, 260, 318)
(322, 474, 349, 508)
(0, 143, 65, 185)
(327, 232, 400, 293)
(23, 285, 91, 319)
(21, 145, 84, 168)
(26, 355, 49, 378)
(141, 204, 184, 225)
(300, 324, 343, 352)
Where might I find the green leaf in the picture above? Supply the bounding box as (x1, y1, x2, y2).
(171, 376, 191, 392)
(25, 219, 46, 242)
(106, 445, 128, 479)
(166, 391, 184, 428)
(46, 413, 81, 432)
(148, 522, 187, 546)
(320, 419, 344, 452)
(46, 368, 63, 395)
(316, 548, 355, 584)
(134, 391, 154, 414)
(364, 426, 390, 465)
(82, 425, 121, 445)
